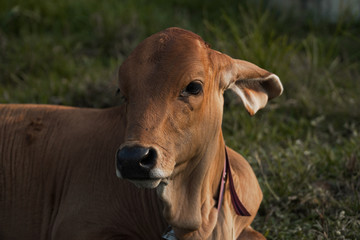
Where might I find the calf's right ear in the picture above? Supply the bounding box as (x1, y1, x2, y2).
(222, 58, 283, 116)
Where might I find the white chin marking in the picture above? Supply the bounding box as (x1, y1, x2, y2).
(150, 168, 167, 178)
(156, 181, 167, 197)
(116, 168, 122, 178)
(129, 179, 162, 189)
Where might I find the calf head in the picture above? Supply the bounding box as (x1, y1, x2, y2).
(115, 27, 282, 230)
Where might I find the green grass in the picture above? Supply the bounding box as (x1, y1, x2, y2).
(1, 0, 359, 239)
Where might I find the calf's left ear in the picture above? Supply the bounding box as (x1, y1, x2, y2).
(224, 59, 283, 116)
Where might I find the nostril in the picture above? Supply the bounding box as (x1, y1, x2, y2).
(139, 148, 157, 169)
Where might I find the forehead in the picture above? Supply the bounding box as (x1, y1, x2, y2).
(119, 29, 210, 88)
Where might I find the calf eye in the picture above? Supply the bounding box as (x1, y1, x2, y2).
(181, 81, 203, 97)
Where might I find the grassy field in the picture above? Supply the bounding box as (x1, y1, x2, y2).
(1, 0, 359, 239)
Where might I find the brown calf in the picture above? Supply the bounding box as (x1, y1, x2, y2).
(0, 27, 282, 239)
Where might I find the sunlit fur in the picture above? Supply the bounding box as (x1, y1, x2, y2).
(0, 27, 282, 240)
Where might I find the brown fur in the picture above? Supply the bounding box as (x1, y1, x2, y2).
(0, 28, 282, 239)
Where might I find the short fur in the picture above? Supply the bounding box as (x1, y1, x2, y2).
(0, 28, 282, 239)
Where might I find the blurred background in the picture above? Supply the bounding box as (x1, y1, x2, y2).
(0, 0, 359, 239)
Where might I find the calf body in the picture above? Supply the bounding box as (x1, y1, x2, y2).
(0, 28, 282, 239)
(0, 105, 166, 239)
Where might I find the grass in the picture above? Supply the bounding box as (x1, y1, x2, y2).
(1, 0, 359, 239)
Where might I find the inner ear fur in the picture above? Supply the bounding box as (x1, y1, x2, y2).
(224, 58, 283, 116)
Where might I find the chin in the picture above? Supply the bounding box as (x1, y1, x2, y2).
(129, 179, 163, 189)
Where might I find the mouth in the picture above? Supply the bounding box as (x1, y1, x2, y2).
(129, 178, 169, 189)
(116, 164, 171, 189)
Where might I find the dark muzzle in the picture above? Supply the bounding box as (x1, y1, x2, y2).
(116, 146, 157, 179)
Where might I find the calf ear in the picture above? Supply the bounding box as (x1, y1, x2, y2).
(224, 59, 283, 115)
